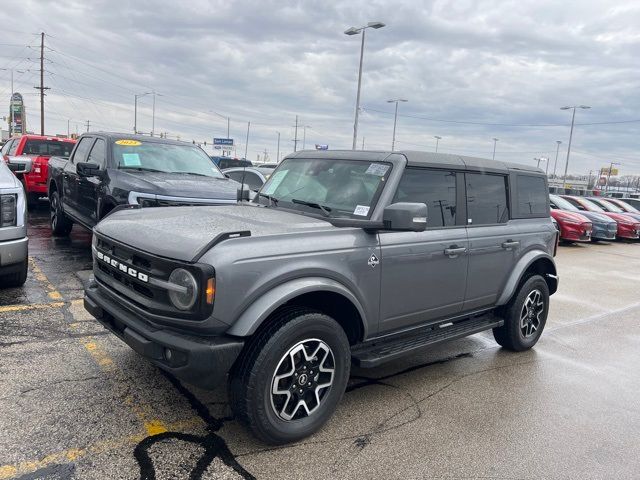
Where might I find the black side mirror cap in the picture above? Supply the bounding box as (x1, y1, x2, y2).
(77, 162, 100, 177)
(383, 202, 428, 231)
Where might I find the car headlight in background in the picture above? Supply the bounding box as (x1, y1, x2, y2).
(168, 268, 198, 310)
(1, 194, 17, 227)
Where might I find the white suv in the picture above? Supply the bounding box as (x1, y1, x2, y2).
(0, 157, 30, 287)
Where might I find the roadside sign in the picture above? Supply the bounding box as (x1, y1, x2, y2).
(214, 138, 234, 146)
(315, 144, 328, 150)
(601, 166, 619, 176)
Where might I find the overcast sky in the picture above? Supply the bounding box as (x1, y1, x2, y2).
(1, 0, 639, 176)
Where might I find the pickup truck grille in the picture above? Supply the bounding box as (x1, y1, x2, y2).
(92, 233, 212, 320)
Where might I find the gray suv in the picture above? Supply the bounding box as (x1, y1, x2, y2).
(84, 151, 558, 443)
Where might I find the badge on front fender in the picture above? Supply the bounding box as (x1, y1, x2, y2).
(368, 254, 379, 268)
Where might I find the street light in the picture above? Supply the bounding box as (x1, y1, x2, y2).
(560, 105, 591, 188)
(134, 92, 152, 134)
(345, 21, 386, 150)
(552, 140, 562, 178)
(492, 138, 499, 160)
(387, 99, 407, 151)
(434, 135, 442, 153)
(151, 91, 163, 136)
(276, 131, 280, 162)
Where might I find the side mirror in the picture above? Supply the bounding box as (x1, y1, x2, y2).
(77, 162, 100, 177)
(7, 156, 32, 174)
(383, 202, 428, 231)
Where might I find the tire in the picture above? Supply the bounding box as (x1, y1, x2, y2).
(493, 275, 549, 351)
(1, 257, 28, 288)
(50, 190, 73, 236)
(229, 308, 351, 444)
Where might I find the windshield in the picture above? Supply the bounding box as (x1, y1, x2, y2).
(616, 200, 639, 213)
(550, 195, 579, 212)
(595, 199, 623, 213)
(580, 198, 605, 212)
(257, 158, 391, 218)
(114, 139, 224, 178)
(23, 139, 74, 157)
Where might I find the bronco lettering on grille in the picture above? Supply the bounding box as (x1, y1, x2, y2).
(96, 250, 149, 283)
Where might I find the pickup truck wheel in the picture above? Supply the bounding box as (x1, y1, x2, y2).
(50, 191, 73, 236)
(493, 275, 549, 351)
(1, 257, 28, 287)
(229, 308, 350, 444)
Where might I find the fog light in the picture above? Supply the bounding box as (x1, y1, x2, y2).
(164, 348, 173, 361)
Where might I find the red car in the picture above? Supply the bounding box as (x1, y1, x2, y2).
(561, 195, 640, 240)
(549, 208, 592, 243)
(1, 135, 76, 208)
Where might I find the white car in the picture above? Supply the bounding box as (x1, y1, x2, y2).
(0, 157, 31, 287)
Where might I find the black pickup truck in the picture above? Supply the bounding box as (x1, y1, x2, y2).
(47, 133, 240, 235)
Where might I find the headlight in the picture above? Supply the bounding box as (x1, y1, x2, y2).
(168, 268, 198, 310)
(1, 194, 17, 227)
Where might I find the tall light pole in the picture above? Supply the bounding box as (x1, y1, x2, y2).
(345, 21, 386, 150)
(276, 131, 280, 163)
(387, 99, 407, 151)
(151, 91, 163, 136)
(244, 121, 250, 159)
(134, 92, 152, 134)
(434, 135, 441, 153)
(560, 105, 590, 188)
(492, 138, 499, 160)
(302, 125, 311, 150)
(552, 140, 562, 178)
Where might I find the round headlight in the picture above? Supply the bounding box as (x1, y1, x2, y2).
(168, 268, 198, 310)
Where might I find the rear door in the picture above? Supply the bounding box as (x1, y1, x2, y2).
(378, 167, 469, 334)
(463, 172, 517, 310)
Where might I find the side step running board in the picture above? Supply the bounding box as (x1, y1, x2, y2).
(351, 314, 503, 368)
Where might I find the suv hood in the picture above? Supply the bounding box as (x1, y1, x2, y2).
(112, 170, 239, 201)
(94, 204, 334, 261)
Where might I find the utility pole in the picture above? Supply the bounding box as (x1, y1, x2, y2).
(276, 131, 280, 163)
(362, 137, 365, 150)
(587, 170, 594, 190)
(293, 115, 299, 152)
(85, 120, 91, 132)
(302, 125, 311, 150)
(492, 138, 499, 160)
(67, 119, 70, 138)
(34, 32, 50, 136)
(552, 140, 562, 178)
(244, 121, 250, 159)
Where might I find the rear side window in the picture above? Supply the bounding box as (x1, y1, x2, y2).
(466, 173, 509, 225)
(517, 175, 548, 216)
(71, 137, 94, 164)
(393, 168, 457, 227)
(23, 139, 74, 157)
(8, 140, 18, 156)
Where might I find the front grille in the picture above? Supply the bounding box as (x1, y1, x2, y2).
(93, 233, 213, 320)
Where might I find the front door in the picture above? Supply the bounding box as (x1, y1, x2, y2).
(62, 136, 94, 219)
(378, 168, 468, 334)
(77, 138, 107, 225)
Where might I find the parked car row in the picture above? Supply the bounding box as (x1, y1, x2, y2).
(549, 194, 640, 243)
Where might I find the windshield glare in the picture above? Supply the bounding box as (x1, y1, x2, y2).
(550, 195, 578, 211)
(617, 200, 639, 213)
(596, 199, 623, 213)
(258, 158, 390, 218)
(114, 140, 224, 178)
(580, 198, 605, 212)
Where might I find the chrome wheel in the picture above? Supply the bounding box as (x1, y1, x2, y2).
(270, 338, 335, 421)
(520, 289, 544, 338)
(50, 193, 59, 229)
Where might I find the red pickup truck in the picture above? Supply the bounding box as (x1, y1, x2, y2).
(1, 135, 76, 208)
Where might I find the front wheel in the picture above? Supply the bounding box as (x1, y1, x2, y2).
(493, 275, 549, 351)
(50, 191, 73, 236)
(229, 308, 351, 444)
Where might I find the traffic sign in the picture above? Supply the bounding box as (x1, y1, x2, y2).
(214, 138, 234, 146)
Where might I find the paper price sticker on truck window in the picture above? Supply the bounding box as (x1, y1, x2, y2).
(365, 163, 389, 176)
(121, 153, 142, 166)
(354, 205, 370, 216)
(115, 139, 142, 146)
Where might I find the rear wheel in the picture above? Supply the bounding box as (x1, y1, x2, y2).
(50, 190, 73, 236)
(1, 257, 28, 288)
(493, 275, 549, 351)
(229, 308, 351, 444)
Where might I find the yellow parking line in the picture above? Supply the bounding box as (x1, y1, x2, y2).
(28, 257, 63, 300)
(0, 416, 203, 479)
(0, 302, 64, 313)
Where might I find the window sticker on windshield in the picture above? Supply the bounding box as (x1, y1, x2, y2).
(262, 170, 288, 195)
(354, 205, 370, 216)
(365, 163, 389, 176)
(115, 139, 142, 146)
(121, 153, 141, 166)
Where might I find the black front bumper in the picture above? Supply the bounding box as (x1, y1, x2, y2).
(84, 283, 244, 390)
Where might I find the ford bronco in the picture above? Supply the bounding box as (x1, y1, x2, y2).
(84, 150, 558, 443)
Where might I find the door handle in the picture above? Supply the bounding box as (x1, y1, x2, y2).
(444, 246, 467, 257)
(501, 240, 520, 249)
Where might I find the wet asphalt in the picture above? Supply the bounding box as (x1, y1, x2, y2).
(1, 203, 640, 479)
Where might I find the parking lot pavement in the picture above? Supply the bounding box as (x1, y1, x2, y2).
(2, 208, 640, 479)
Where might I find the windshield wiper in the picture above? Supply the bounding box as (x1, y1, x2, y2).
(118, 166, 165, 173)
(291, 198, 332, 217)
(258, 192, 279, 206)
(175, 171, 208, 177)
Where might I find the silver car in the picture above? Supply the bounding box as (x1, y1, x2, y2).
(0, 157, 31, 287)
